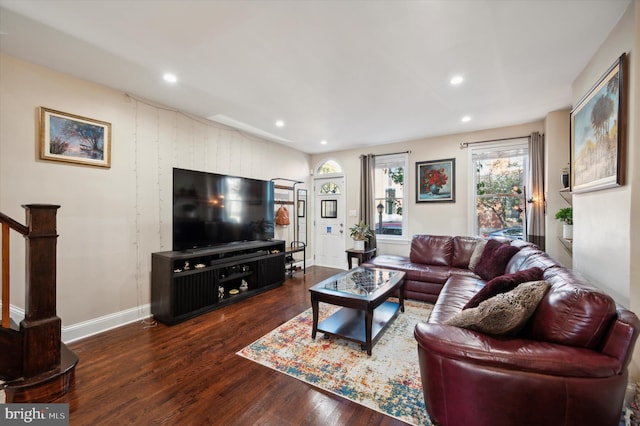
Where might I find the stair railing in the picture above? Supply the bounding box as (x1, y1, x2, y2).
(0, 210, 29, 329)
(0, 204, 62, 377)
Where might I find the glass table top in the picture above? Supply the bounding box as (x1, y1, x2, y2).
(318, 267, 404, 297)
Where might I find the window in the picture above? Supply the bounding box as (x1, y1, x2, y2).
(470, 140, 529, 239)
(320, 200, 337, 218)
(374, 153, 408, 238)
(316, 159, 342, 175)
(319, 182, 340, 194)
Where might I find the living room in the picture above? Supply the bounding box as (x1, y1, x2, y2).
(0, 1, 639, 423)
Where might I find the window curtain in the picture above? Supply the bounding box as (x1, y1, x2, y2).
(527, 132, 545, 249)
(360, 154, 377, 250)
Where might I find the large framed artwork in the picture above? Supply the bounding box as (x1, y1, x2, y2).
(416, 158, 455, 203)
(570, 53, 627, 193)
(40, 107, 112, 168)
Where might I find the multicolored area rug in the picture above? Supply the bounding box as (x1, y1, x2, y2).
(624, 384, 640, 426)
(237, 300, 433, 425)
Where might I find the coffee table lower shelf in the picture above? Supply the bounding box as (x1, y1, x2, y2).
(315, 300, 400, 354)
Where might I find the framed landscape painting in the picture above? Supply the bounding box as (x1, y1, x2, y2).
(416, 158, 455, 203)
(40, 107, 112, 168)
(570, 53, 626, 193)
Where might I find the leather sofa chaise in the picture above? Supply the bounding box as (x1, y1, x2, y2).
(363, 234, 639, 426)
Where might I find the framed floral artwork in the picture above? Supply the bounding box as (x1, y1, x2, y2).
(570, 53, 626, 193)
(40, 107, 112, 168)
(416, 158, 455, 203)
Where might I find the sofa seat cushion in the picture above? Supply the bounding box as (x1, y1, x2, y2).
(402, 264, 451, 284)
(473, 239, 520, 280)
(362, 254, 410, 270)
(449, 267, 478, 278)
(410, 235, 453, 266)
(404, 280, 443, 303)
(363, 256, 451, 284)
(428, 274, 484, 324)
(463, 267, 544, 309)
(444, 281, 550, 336)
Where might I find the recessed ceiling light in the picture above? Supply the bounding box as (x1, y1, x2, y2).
(320, 140, 328, 145)
(461, 115, 471, 122)
(275, 120, 285, 128)
(450, 75, 464, 86)
(163, 73, 177, 83)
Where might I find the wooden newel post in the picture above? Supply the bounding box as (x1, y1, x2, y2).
(20, 204, 61, 377)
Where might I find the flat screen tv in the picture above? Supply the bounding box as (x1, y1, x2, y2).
(173, 168, 275, 251)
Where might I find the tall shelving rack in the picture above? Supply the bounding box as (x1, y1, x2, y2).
(272, 178, 306, 276)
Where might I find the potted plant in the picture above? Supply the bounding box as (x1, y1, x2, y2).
(555, 207, 573, 240)
(349, 220, 372, 251)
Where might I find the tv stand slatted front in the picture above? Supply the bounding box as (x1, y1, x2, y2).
(151, 240, 285, 325)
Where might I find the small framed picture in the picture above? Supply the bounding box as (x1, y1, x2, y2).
(416, 158, 456, 203)
(40, 107, 112, 168)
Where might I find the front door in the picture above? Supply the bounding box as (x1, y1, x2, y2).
(314, 176, 346, 269)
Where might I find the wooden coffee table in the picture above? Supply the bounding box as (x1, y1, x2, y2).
(309, 267, 405, 355)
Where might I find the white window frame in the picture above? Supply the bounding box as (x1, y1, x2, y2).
(467, 139, 529, 237)
(374, 153, 408, 241)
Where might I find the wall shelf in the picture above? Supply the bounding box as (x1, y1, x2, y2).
(559, 188, 572, 205)
(558, 237, 573, 254)
(558, 188, 573, 257)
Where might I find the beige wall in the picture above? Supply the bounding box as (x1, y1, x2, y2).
(311, 121, 544, 257)
(0, 53, 311, 335)
(631, 0, 640, 381)
(570, 0, 639, 378)
(571, 1, 637, 308)
(544, 109, 573, 268)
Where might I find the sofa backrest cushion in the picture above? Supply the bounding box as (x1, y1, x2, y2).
(507, 249, 559, 275)
(468, 239, 488, 271)
(451, 236, 479, 268)
(463, 267, 544, 309)
(527, 269, 617, 349)
(473, 239, 520, 280)
(410, 235, 453, 266)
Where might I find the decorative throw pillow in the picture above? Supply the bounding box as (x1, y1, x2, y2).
(468, 239, 488, 271)
(473, 239, 520, 281)
(463, 267, 543, 310)
(444, 280, 551, 336)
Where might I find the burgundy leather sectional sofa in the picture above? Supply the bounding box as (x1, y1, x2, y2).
(363, 234, 639, 426)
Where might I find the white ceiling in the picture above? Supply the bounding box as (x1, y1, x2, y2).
(0, 0, 630, 154)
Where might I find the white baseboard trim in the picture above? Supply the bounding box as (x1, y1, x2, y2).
(3, 265, 310, 344)
(62, 304, 152, 343)
(9, 304, 24, 319)
(2, 303, 151, 343)
(0, 303, 26, 322)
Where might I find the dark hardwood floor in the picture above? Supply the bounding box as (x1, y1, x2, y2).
(62, 266, 410, 425)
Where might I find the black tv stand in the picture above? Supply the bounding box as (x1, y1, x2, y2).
(151, 240, 285, 325)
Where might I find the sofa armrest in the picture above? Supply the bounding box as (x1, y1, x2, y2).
(601, 309, 640, 370)
(414, 323, 622, 377)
